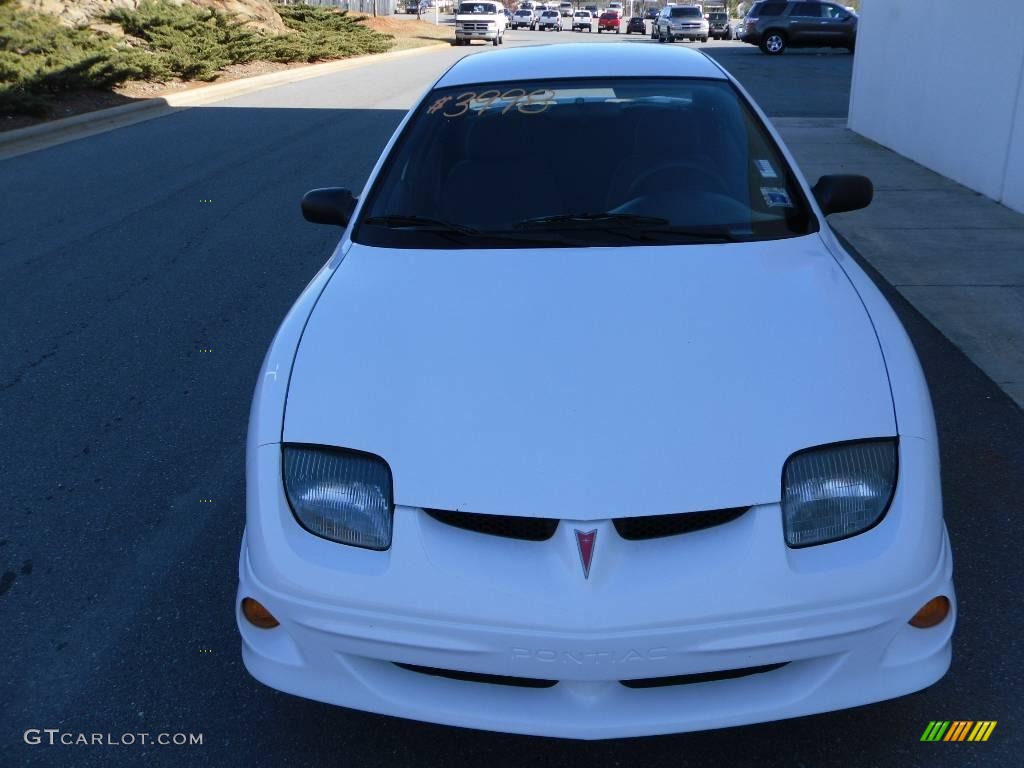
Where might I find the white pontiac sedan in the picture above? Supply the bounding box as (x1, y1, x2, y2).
(237, 44, 955, 739)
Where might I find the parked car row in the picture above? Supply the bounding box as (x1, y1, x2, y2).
(489, 1, 864, 53)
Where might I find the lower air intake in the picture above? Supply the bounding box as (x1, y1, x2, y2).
(394, 663, 558, 688)
(620, 662, 788, 689)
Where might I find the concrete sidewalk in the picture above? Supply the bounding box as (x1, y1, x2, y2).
(775, 117, 1024, 409)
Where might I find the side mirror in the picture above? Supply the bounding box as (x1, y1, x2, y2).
(301, 187, 357, 227)
(812, 174, 873, 215)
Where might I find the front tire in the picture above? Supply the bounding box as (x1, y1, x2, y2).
(760, 31, 786, 54)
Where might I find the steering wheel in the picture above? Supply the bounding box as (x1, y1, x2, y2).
(624, 162, 731, 201)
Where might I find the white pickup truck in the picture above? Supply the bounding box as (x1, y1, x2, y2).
(571, 9, 593, 31)
(511, 7, 535, 28)
(454, 1, 507, 46)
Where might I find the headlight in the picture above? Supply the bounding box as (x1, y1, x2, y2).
(781, 439, 897, 547)
(283, 445, 393, 550)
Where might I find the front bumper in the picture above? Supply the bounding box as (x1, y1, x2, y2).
(456, 29, 498, 40)
(238, 439, 955, 739)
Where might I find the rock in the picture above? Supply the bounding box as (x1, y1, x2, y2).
(17, 0, 291, 34)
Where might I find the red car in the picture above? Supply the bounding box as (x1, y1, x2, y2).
(597, 11, 621, 32)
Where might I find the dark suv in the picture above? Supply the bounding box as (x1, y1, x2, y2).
(741, 1, 857, 54)
(708, 10, 732, 39)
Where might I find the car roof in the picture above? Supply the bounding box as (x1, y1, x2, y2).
(437, 44, 725, 88)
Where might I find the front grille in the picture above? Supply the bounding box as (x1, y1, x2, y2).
(395, 663, 558, 688)
(425, 509, 559, 541)
(613, 507, 749, 540)
(426, 507, 748, 542)
(460, 22, 491, 30)
(620, 662, 788, 689)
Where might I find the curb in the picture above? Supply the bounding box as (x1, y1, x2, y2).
(0, 42, 450, 161)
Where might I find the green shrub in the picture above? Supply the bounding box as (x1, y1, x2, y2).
(0, 7, 170, 115)
(107, 1, 270, 80)
(274, 6, 394, 61)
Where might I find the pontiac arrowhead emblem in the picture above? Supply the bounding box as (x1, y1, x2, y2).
(574, 529, 597, 579)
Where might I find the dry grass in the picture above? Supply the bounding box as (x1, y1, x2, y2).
(361, 15, 452, 50)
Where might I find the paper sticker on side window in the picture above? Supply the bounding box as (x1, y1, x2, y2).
(755, 159, 778, 179)
(760, 187, 793, 208)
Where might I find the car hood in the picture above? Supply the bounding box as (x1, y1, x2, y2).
(283, 236, 895, 520)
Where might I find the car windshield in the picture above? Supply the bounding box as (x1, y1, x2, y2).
(709, 12, 727, 20)
(670, 7, 702, 17)
(355, 77, 817, 249)
(459, 3, 497, 12)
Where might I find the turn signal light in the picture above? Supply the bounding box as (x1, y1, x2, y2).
(909, 596, 950, 629)
(241, 597, 279, 629)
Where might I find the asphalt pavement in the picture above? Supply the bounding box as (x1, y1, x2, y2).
(1, 31, 1020, 768)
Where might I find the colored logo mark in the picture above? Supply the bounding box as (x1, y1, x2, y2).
(574, 529, 597, 579)
(920, 721, 997, 742)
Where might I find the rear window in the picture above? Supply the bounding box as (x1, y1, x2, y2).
(355, 77, 817, 250)
(459, 2, 497, 12)
(791, 2, 822, 16)
(752, 2, 788, 16)
(670, 7, 702, 18)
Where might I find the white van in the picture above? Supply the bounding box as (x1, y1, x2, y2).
(558, 1, 573, 16)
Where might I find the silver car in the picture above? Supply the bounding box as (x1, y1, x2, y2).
(655, 4, 709, 43)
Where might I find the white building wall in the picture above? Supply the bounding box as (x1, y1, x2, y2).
(847, 0, 1024, 213)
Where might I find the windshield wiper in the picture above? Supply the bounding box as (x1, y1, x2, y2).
(363, 214, 586, 247)
(514, 213, 670, 230)
(642, 227, 746, 243)
(363, 215, 480, 234)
